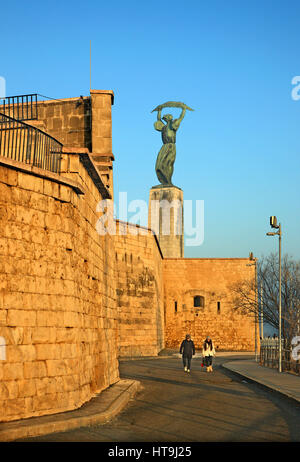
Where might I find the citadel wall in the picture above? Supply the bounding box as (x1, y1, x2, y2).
(0, 152, 119, 422)
(163, 258, 256, 351)
(0, 89, 256, 424)
(114, 221, 164, 357)
(29, 90, 114, 197)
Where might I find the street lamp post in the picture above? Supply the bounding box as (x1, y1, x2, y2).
(260, 281, 264, 339)
(266, 216, 282, 373)
(247, 253, 258, 362)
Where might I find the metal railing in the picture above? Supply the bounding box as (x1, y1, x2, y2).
(0, 112, 62, 174)
(0, 94, 38, 121)
(260, 338, 300, 375)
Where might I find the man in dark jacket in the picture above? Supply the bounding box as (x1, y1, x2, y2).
(179, 334, 195, 373)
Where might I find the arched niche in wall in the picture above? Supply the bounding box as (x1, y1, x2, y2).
(194, 295, 205, 308)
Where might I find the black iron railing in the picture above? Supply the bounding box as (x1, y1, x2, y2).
(0, 94, 38, 121)
(0, 112, 62, 174)
(260, 338, 300, 375)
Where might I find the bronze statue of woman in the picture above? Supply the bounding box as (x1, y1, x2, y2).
(152, 101, 193, 186)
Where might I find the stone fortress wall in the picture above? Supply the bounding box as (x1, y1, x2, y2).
(0, 90, 255, 422)
(30, 90, 114, 197)
(163, 258, 256, 351)
(29, 95, 92, 150)
(114, 221, 164, 357)
(0, 151, 119, 422)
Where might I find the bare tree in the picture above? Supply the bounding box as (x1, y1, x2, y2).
(231, 253, 300, 345)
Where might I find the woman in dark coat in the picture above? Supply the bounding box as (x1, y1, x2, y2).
(179, 334, 195, 373)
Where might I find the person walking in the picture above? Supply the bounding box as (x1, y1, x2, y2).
(202, 336, 216, 372)
(179, 334, 195, 373)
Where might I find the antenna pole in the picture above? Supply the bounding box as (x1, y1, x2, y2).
(90, 40, 92, 91)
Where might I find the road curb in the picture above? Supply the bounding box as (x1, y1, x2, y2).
(0, 379, 141, 442)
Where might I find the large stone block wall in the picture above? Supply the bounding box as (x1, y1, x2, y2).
(34, 97, 92, 150)
(34, 91, 115, 198)
(90, 90, 113, 155)
(89, 90, 115, 198)
(0, 91, 115, 198)
(114, 222, 164, 357)
(163, 258, 256, 351)
(0, 155, 119, 422)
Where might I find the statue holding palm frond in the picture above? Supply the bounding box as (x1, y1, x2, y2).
(151, 101, 194, 186)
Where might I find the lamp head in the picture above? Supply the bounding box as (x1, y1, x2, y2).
(270, 216, 279, 229)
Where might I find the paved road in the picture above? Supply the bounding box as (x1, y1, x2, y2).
(20, 355, 300, 442)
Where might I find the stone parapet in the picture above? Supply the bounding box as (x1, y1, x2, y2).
(0, 91, 115, 198)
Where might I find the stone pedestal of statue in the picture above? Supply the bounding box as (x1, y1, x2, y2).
(148, 185, 184, 258)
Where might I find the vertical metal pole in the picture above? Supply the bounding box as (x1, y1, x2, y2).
(279, 223, 282, 373)
(255, 260, 258, 362)
(90, 40, 92, 92)
(260, 281, 264, 338)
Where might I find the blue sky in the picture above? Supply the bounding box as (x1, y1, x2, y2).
(2, 0, 300, 260)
